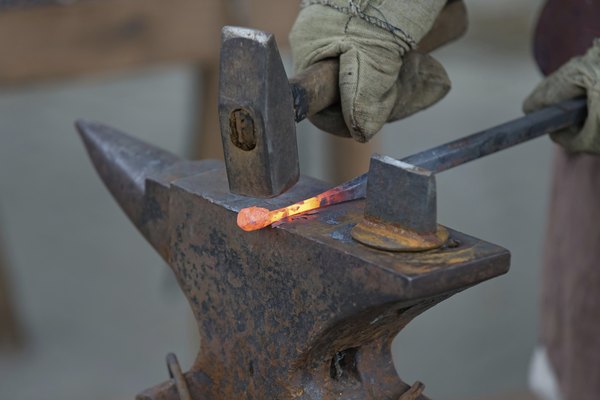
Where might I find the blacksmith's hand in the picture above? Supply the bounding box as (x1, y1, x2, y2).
(524, 39, 600, 154)
(289, 0, 451, 142)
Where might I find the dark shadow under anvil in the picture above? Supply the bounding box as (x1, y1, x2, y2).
(78, 121, 510, 400)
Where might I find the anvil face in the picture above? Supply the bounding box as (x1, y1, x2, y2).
(78, 121, 510, 400)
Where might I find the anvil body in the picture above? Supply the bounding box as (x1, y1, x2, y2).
(79, 121, 510, 400)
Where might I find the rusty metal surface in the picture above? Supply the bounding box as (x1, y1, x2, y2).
(79, 121, 510, 400)
(77, 120, 222, 260)
(352, 218, 449, 253)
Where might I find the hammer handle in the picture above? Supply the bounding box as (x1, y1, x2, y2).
(290, 0, 468, 122)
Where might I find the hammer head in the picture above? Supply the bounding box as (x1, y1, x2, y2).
(219, 26, 298, 198)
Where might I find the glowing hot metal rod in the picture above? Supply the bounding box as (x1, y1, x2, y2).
(238, 98, 587, 231)
(237, 174, 366, 231)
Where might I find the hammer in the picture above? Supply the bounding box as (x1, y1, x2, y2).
(219, 0, 468, 198)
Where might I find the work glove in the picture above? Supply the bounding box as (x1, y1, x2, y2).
(289, 0, 450, 143)
(523, 39, 600, 154)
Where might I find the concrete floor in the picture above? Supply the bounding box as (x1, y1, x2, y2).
(0, 2, 552, 399)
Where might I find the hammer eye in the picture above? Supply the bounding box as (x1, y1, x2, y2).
(229, 108, 257, 151)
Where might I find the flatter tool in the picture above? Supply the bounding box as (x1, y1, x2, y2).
(219, 0, 468, 198)
(237, 98, 587, 252)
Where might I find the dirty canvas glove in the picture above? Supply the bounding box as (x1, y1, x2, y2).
(523, 39, 600, 154)
(289, 0, 450, 143)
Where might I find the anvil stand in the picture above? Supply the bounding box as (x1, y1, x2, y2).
(78, 120, 509, 400)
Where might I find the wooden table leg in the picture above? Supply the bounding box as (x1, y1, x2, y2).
(193, 64, 224, 161)
(0, 241, 23, 350)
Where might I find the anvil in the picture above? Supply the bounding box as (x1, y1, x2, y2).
(78, 121, 509, 399)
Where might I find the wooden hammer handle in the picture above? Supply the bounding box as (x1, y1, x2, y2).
(290, 0, 468, 122)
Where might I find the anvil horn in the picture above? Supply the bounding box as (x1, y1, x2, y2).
(76, 120, 220, 260)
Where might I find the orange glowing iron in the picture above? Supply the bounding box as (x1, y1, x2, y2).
(237, 174, 366, 231)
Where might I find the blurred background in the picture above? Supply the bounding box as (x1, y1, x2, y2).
(0, 0, 549, 399)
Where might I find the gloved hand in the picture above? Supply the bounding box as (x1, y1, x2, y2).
(289, 0, 450, 143)
(524, 39, 600, 154)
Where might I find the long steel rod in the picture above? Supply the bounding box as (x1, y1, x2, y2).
(338, 97, 587, 198)
(404, 97, 587, 173)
